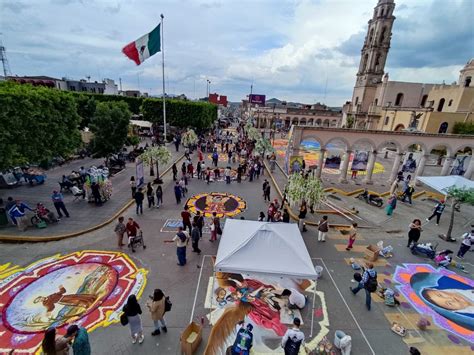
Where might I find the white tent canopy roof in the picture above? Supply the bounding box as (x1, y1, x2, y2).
(215, 220, 317, 279)
(130, 119, 153, 128)
(417, 175, 474, 195)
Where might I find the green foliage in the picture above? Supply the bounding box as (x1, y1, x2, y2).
(245, 126, 261, 141)
(89, 101, 131, 158)
(0, 81, 81, 169)
(141, 98, 217, 129)
(286, 173, 325, 207)
(127, 135, 140, 147)
(346, 115, 354, 129)
(255, 137, 274, 156)
(75, 94, 97, 129)
(182, 129, 198, 147)
(452, 122, 474, 135)
(444, 186, 474, 238)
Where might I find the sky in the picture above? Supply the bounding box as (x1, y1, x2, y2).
(1, 0, 473, 106)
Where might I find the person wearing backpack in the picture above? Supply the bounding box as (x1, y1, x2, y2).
(350, 262, 377, 311)
(146, 289, 168, 336)
(281, 317, 305, 355)
(426, 199, 446, 225)
(457, 226, 474, 259)
(164, 226, 189, 266)
(230, 322, 254, 355)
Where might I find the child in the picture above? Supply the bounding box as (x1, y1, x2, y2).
(346, 223, 358, 251)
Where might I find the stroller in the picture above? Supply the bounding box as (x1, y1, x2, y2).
(411, 242, 438, 259)
(128, 230, 147, 253)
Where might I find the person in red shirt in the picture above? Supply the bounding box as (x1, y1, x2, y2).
(267, 203, 276, 222)
(181, 206, 192, 233)
(126, 217, 140, 241)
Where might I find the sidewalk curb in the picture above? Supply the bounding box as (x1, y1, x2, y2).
(0, 154, 185, 243)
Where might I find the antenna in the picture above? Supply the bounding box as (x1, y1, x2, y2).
(0, 33, 12, 79)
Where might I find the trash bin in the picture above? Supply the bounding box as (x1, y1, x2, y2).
(334, 330, 352, 355)
(315, 265, 324, 279)
(0, 208, 8, 226)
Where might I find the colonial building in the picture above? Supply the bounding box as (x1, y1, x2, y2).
(342, 0, 474, 134)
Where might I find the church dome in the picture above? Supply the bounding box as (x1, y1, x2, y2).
(459, 59, 474, 86)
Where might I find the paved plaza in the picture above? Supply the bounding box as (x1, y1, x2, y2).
(0, 144, 473, 355)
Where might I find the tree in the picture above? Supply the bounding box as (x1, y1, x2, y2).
(75, 94, 97, 129)
(452, 122, 474, 135)
(89, 101, 131, 163)
(182, 129, 198, 148)
(443, 187, 474, 240)
(285, 173, 325, 208)
(254, 137, 274, 158)
(138, 146, 172, 183)
(0, 81, 81, 169)
(346, 115, 354, 129)
(245, 124, 261, 141)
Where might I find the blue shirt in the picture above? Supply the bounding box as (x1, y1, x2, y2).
(52, 192, 64, 203)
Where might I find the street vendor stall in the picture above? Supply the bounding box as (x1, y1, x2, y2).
(83, 166, 112, 203)
(205, 220, 318, 354)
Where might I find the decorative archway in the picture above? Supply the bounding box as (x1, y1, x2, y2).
(438, 122, 448, 134)
(394, 124, 405, 131)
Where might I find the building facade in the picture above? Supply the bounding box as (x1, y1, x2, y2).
(342, 0, 474, 134)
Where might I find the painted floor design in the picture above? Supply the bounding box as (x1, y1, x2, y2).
(185, 192, 247, 218)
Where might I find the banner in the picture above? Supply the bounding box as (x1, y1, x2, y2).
(289, 156, 304, 173)
(450, 155, 471, 176)
(249, 94, 266, 105)
(351, 150, 369, 171)
(402, 152, 421, 173)
(324, 149, 342, 169)
(135, 159, 144, 187)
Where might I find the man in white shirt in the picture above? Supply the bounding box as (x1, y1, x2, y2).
(457, 227, 474, 259)
(281, 317, 305, 355)
(282, 288, 307, 310)
(71, 185, 85, 199)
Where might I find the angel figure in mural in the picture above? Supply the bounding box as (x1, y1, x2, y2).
(34, 285, 97, 317)
(205, 272, 296, 354)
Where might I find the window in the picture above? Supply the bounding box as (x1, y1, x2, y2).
(465, 76, 471, 87)
(355, 97, 359, 105)
(81, 87, 87, 92)
(437, 98, 445, 112)
(448, 99, 453, 106)
(379, 27, 387, 45)
(420, 94, 428, 107)
(70, 86, 76, 91)
(374, 99, 378, 106)
(384, 116, 389, 125)
(369, 28, 374, 43)
(438, 122, 448, 134)
(395, 93, 404, 106)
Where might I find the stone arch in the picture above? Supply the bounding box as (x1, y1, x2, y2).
(351, 138, 377, 152)
(331, 119, 338, 127)
(316, 119, 322, 126)
(401, 141, 428, 154)
(322, 137, 350, 151)
(395, 92, 404, 106)
(438, 122, 448, 133)
(420, 94, 428, 107)
(299, 135, 324, 150)
(323, 119, 330, 127)
(307, 118, 314, 126)
(394, 124, 405, 131)
(300, 118, 307, 125)
(452, 144, 474, 156)
(292, 117, 298, 125)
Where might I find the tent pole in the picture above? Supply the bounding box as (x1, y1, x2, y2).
(310, 279, 316, 338)
(210, 271, 216, 325)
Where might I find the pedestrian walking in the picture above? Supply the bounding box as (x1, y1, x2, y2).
(114, 216, 126, 248)
(196, 161, 202, 179)
(210, 212, 218, 242)
(179, 177, 187, 197)
(181, 206, 192, 234)
(130, 176, 137, 198)
(351, 169, 358, 179)
(298, 201, 308, 232)
(181, 162, 187, 177)
(122, 294, 144, 344)
(346, 223, 358, 251)
(193, 211, 204, 238)
(51, 191, 70, 218)
(126, 218, 140, 246)
(90, 182, 102, 205)
(146, 289, 168, 336)
(407, 219, 422, 247)
(318, 216, 329, 242)
(281, 318, 305, 355)
(146, 182, 155, 208)
(174, 182, 182, 204)
(79, 166, 87, 183)
(191, 222, 202, 254)
(41, 327, 70, 355)
(164, 226, 190, 266)
(264, 183, 271, 202)
(402, 184, 415, 205)
(206, 168, 211, 184)
(155, 185, 163, 208)
(134, 188, 144, 215)
(426, 199, 446, 225)
(224, 166, 231, 184)
(282, 208, 290, 223)
(212, 151, 219, 167)
(172, 163, 178, 181)
(386, 193, 397, 216)
(457, 226, 474, 259)
(350, 262, 378, 311)
(66, 325, 91, 355)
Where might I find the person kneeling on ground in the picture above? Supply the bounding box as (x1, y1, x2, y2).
(281, 288, 307, 310)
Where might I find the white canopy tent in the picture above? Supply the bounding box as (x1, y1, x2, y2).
(417, 175, 474, 195)
(215, 220, 317, 278)
(130, 119, 153, 128)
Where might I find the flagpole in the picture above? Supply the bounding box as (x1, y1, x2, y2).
(161, 13, 167, 143)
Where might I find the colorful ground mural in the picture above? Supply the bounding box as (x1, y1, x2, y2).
(186, 192, 246, 218)
(203, 271, 329, 354)
(273, 139, 385, 175)
(0, 251, 147, 354)
(393, 263, 474, 344)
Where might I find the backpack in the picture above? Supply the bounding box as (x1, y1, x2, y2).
(177, 231, 187, 243)
(284, 333, 303, 355)
(365, 271, 378, 293)
(164, 296, 172, 312)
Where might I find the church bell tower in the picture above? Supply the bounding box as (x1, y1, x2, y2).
(351, 0, 396, 113)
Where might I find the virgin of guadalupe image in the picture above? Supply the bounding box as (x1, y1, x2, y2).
(34, 285, 97, 317)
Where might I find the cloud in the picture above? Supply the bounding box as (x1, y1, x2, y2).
(1, 0, 471, 105)
(1, 1, 30, 13)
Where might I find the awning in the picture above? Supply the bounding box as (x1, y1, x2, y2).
(417, 175, 474, 195)
(130, 120, 153, 128)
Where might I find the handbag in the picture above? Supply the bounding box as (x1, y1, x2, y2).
(120, 313, 128, 326)
(164, 296, 172, 312)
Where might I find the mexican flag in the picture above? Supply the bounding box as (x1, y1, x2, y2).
(122, 24, 161, 65)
